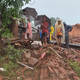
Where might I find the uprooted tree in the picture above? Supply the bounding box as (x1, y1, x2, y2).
(0, 0, 31, 55)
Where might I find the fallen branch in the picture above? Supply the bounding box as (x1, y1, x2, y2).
(17, 61, 34, 70)
(4, 56, 8, 60)
(48, 47, 62, 58)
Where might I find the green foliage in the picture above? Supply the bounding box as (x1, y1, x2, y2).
(0, 0, 31, 37)
(0, 44, 23, 78)
(50, 17, 56, 26)
(69, 60, 80, 77)
(0, 29, 2, 32)
(4, 45, 22, 62)
(2, 61, 19, 77)
(0, 55, 5, 65)
(50, 17, 60, 26)
(3, 61, 18, 71)
(2, 28, 13, 38)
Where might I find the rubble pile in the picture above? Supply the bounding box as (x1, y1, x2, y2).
(52, 35, 80, 44)
(64, 48, 80, 64)
(3, 37, 34, 48)
(21, 44, 80, 80)
(1, 38, 80, 80)
(69, 37, 80, 44)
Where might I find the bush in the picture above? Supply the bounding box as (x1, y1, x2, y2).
(4, 45, 22, 62)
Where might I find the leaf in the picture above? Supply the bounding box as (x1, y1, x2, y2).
(13, 17, 17, 20)
(0, 29, 2, 32)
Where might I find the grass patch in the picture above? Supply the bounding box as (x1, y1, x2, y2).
(69, 60, 80, 77)
(0, 44, 23, 79)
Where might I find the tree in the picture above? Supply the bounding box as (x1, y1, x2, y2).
(50, 17, 56, 26)
(50, 17, 60, 26)
(0, 0, 31, 55)
(50, 17, 60, 34)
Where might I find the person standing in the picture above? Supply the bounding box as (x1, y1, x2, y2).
(50, 26, 54, 41)
(18, 9, 28, 39)
(63, 22, 73, 49)
(55, 19, 65, 50)
(26, 18, 33, 39)
(41, 17, 48, 47)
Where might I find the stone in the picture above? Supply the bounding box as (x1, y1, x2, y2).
(24, 49, 31, 58)
(31, 50, 40, 58)
(28, 57, 39, 65)
(33, 50, 39, 55)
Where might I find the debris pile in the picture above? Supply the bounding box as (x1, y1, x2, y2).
(3, 37, 34, 48)
(69, 37, 80, 44)
(20, 44, 80, 80)
(52, 35, 80, 44)
(1, 37, 80, 80)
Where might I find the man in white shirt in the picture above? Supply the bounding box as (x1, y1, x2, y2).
(18, 9, 28, 39)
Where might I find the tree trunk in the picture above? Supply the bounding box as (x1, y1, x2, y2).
(0, 18, 4, 55)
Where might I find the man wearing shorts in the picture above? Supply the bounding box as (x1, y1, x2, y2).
(41, 17, 48, 47)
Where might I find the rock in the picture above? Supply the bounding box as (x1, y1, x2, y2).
(24, 49, 31, 58)
(28, 57, 39, 65)
(33, 50, 39, 55)
(31, 50, 40, 58)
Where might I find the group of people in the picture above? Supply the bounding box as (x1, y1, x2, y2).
(38, 18, 73, 49)
(55, 19, 73, 49)
(17, 9, 73, 49)
(18, 9, 32, 40)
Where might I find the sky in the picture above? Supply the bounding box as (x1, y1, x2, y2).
(22, 0, 80, 25)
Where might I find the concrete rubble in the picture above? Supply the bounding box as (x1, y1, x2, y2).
(21, 44, 80, 80)
(2, 38, 80, 80)
(69, 36, 80, 44)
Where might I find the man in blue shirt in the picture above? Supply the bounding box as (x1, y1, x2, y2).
(63, 22, 73, 49)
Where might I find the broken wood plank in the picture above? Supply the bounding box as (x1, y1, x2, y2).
(48, 47, 62, 58)
(17, 61, 34, 70)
